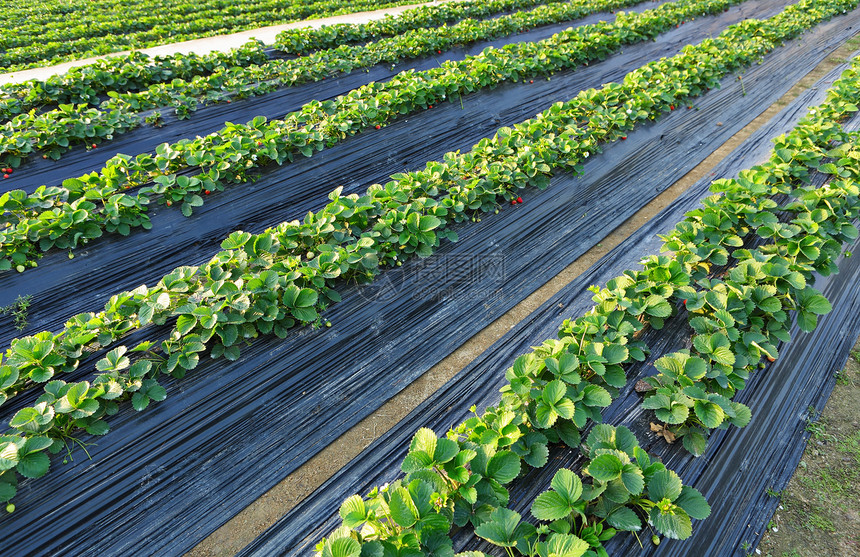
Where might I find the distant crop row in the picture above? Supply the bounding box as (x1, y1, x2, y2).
(0, 0, 570, 119)
(0, 0, 653, 165)
(0, 0, 425, 71)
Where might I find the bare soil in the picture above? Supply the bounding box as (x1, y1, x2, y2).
(757, 334, 860, 557)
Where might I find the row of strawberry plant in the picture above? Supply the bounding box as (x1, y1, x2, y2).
(0, 0, 576, 120)
(310, 57, 860, 556)
(633, 98, 860, 454)
(0, 0, 854, 509)
(0, 0, 428, 71)
(0, 0, 752, 271)
(0, 0, 656, 167)
(275, 0, 575, 53)
(0, 42, 273, 121)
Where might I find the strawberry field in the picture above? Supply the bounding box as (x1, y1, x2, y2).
(1, 0, 860, 555)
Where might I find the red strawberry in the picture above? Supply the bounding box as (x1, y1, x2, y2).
(437, 50, 442, 54)
(683, 299, 687, 304)
(92, 143, 97, 148)
(511, 200, 517, 205)
(621, 136, 627, 140)
(529, 80, 534, 84)
(204, 190, 211, 195)
(2, 174, 8, 179)
(516, 196, 523, 203)
(670, 105, 675, 111)
(375, 125, 381, 129)
(257, 141, 263, 146)
(226, 100, 231, 103)
(428, 105, 433, 108)
(166, 200, 172, 206)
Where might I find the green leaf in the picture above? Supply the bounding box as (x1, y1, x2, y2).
(487, 451, 520, 484)
(675, 486, 711, 520)
(797, 311, 818, 333)
(606, 506, 642, 531)
(339, 494, 367, 528)
(294, 288, 318, 308)
(16, 451, 50, 479)
(693, 400, 724, 429)
(543, 380, 567, 405)
(542, 533, 589, 557)
(85, 420, 110, 436)
(291, 306, 318, 322)
(0, 480, 15, 503)
(474, 507, 524, 548)
(800, 291, 832, 315)
(586, 454, 624, 482)
(131, 391, 150, 412)
(650, 505, 693, 540)
(620, 464, 644, 495)
(434, 438, 459, 464)
(582, 385, 612, 407)
(389, 487, 418, 528)
(682, 431, 707, 456)
(531, 491, 570, 521)
(221, 231, 252, 250)
(419, 215, 441, 231)
(551, 468, 582, 503)
(410, 428, 437, 457)
(728, 402, 752, 427)
(324, 537, 361, 557)
(647, 469, 683, 501)
(176, 314, 197, 335)
(0, 442, 20, 471)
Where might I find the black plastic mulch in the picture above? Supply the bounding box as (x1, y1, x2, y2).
(1, 5, 859, 556)
(239, 57, 860, 557)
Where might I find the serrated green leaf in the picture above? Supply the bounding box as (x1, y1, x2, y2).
(551, 468, 582, 503)
(15, 451, 50, 479)
(587, 454, 624, 482)
(693, 400, 724, 429)
(389, 487, 418, 528)
(647, 469, 683, 501)
(682, 431, 707, 456)
(675, 485, 711, 520)
(650, 505, 693, 540)
(606, 506, 642, 531)
(487, 451, 520, 484)
(531, 491, 570, 521)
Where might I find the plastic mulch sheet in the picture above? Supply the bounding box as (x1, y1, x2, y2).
(1, 6, 859, 556)
(237, 56, 860, 557)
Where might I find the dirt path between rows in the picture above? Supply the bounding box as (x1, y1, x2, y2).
(187, 34, 860, 557)
(757, 335, 860, 557)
